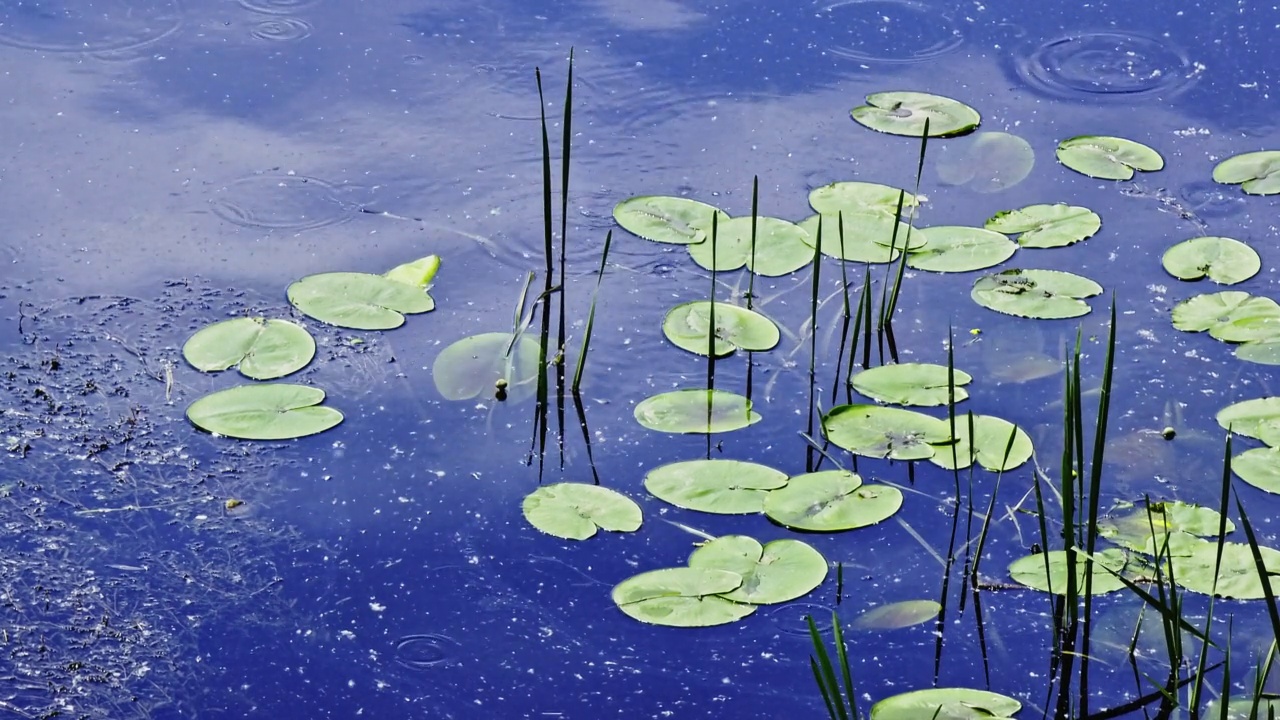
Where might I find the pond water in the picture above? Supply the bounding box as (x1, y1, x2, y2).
(1, 0, 1278, 717)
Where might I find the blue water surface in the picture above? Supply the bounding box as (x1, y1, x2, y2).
(1, 0, 1279, 717)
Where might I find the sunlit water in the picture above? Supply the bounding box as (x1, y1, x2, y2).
(0, 0, 1278, 717)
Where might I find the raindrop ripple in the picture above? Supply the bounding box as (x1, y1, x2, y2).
(1018, 30, 1199, 99)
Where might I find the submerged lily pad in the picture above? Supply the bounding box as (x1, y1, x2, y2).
(1056, 135, 1164, 180)
(287, 272, 434, 330)
(1161, 236, 1260, 285)
(1098, 501, 1234, 554)
(971, 268, 1102, 319)
(851, 91, 980, 138)
(522, 483, 642, 540)
(870, 687, 1021, 720)
(612, 567, 755, 627)
(662, 301, 780, 357)
(930, 414, 1033, 472)
(432, 332, 541, 402)
(613, 195, 728, 245)
(1008, 548, 1130, 595)
(906, 226, 1017, 273)
(1212, 150, 1280, 196)
(186, 383, 343, 440)
(634, 389, 761, 434)
(687, 216, 814, 275)
(182, 317, 315, 380)
(984, 203, 1101, 249)
(808, 181, 918, 217)
(935, 131, 1035, 193)
(762, 470, 903, 532)
(823, 404, 950, 460)
(1172, 292, 1280, 342)
(688, 536, 827, 604)
(851, 600, 941, 631)
(799, 212, 918, 263)
(644, 459, 788, 514)
(849, 363, 972, 406)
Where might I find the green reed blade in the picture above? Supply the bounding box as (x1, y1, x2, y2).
(572, 230, 613, 392)
(807, 214, 823, 472)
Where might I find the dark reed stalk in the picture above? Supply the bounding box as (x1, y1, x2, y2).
(529, 66, 556, 480)
(1190, 431, 1237, 715)
(831, 212, 853, 407)
(836, 562, 844, 605)
(572, 230, 612, 393)
(875, 191, 907, 366)
(859, 266, 873, 370)
(746, 177, 760, 402)
(879, 118, 930, 363)
(932, 333, 964, 683)
(806, 215, 823, 472)
(553, 49, 575, 469)
(706, 212, 718, 455)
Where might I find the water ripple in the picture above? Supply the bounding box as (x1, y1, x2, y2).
(1017, 31, 1201, 100)
(393, 633, 460, 670)
(0, 0, 184, 53)
(817, 0, 965, 65)
(237, 0, 320, 14)
(249, 16, 313, 42)
(208, 173, 358, 231)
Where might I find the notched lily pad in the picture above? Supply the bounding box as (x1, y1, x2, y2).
(611, 567, 755, 627)
(906, 226, 1017, 273)
(644, 459, 788, 514)
(1172, 292, 1280, 342)
(1161, 236, 1259, 285)
(930, 414, 1033, 472)
(808, 181, 918, 217)
(823, 404, 950, 460)
(1217, 397, 1280, 442)
(662, 301, 780, 357)
(186, 383, 343, 440)
(182, 317, 315, 380)
(522, 483, 642, 540)
(634, 389, 761, 434)
(613, 195, 728, 245)
(762, 470, 903, 532)
(688, 536, 827, 604)
(849, 362, 972, 406)
(984, 203, 1101, 249)
(287, 272, 434, 330)
(851, 91, 980, 138)
(799, 212, 918, 264)
(870, 687, 1021, 720)
(1008, 548, 1130, 595)
(1213, 150, 1280, 196)
(1098, 500, 1233, 554)
(1056, 135, 1163, 180)
(971, 268, 1102, 319)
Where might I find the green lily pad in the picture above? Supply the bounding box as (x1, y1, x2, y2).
(823, 404, 950, 461)
(930, 414, 1033, 472)
(287, 272, 434, 330)
(644, 459, 788, 514)
(1217, 397, 1280, 442)
(688, 536, 827, 604)
(182, 317, 315, 380)
(687, 216, 814, 275)
(186, 383, 343, 440)
(612, 567, 755, 627)
(383, 254, 441, 288)
(1172, 292, 1280, 342)
(851, 91, 981, 138)
(1161, 236, 1260, 285)
(870, 687, 1021, 720)
(1208, 697, 1280, 720)
(984, 203, 1101, 249)
(634, 389, 761, 434)
(762, 470, 903, 532)
(971, 268, 1102, 319)
(1056, 135, 1164, 180)
(613, 195, 728, 245)
(432, 332, 541, 402)
(1230, 447, 1280, 494)
(1169, 536, 1280, 599)
(1213, 150, 1280, 196)
(1098, 501, 1234, 554)
(1008, 548, 1130, 595)
(521, 483, 642, 540)
(849, 363, 972, 406)
(851, 600, 941, 631)
(935, 131, 1035, 193)
(1235, 340, 1280, 366)
(906, 226, 1017, 273)
(808, 181, 919, 217)
(662, 301, 780, 357)
(799, 212, 918, 263)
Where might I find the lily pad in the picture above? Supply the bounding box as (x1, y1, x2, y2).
(688, 536, 827, 604)
(1008, 548, 1130, 595)
(687, 216, 814, 275)
(984, 204, 1101, 249)
(186, 383, 343, 440)
(906, 226, 1017, 273)
(432, 332, 541, 402)
(662, 301, 780, 357)
(799, 212, 918, 263)
(935, 131, 1035, 193)
(521, 483, 642, 540)
(823, 404, 950, 461)
(971, 268, 1102, 319)
(808, 181, 918, 217)
(1235, 340, 1280, 366)
(182, 317, 315, 380)
(644, 459, 788, 514)
(612, 567, 755, 627)
(851, 600, 941, 631)
(1172, 292, 1280, 342)
(1098, 501, 1234, 554)
(1217, 397, 1280, 442)
(287, 272, 434, 330)
(930, 414, 1033, 472)
(383, 254, 441, 288)
(1168, 537, 1280, 599)
(613, 195, 728, 245)
(849, 363, 972, 406)
(1056, 135, 1164, 180)
(870, 687, 1021, 720)
(851, 91, 980, 138)
(1230, 447, 1280, 494)
(1161, 236, 1260, 285)
(634, 389, 761, 434)
(762, 470, 903, 532)
(1213, 150, 1280, 196)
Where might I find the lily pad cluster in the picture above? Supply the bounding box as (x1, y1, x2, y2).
(1172, 291, 1280, 365)
(181, 255, 440, 439)
(612, 534, 828, 626)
